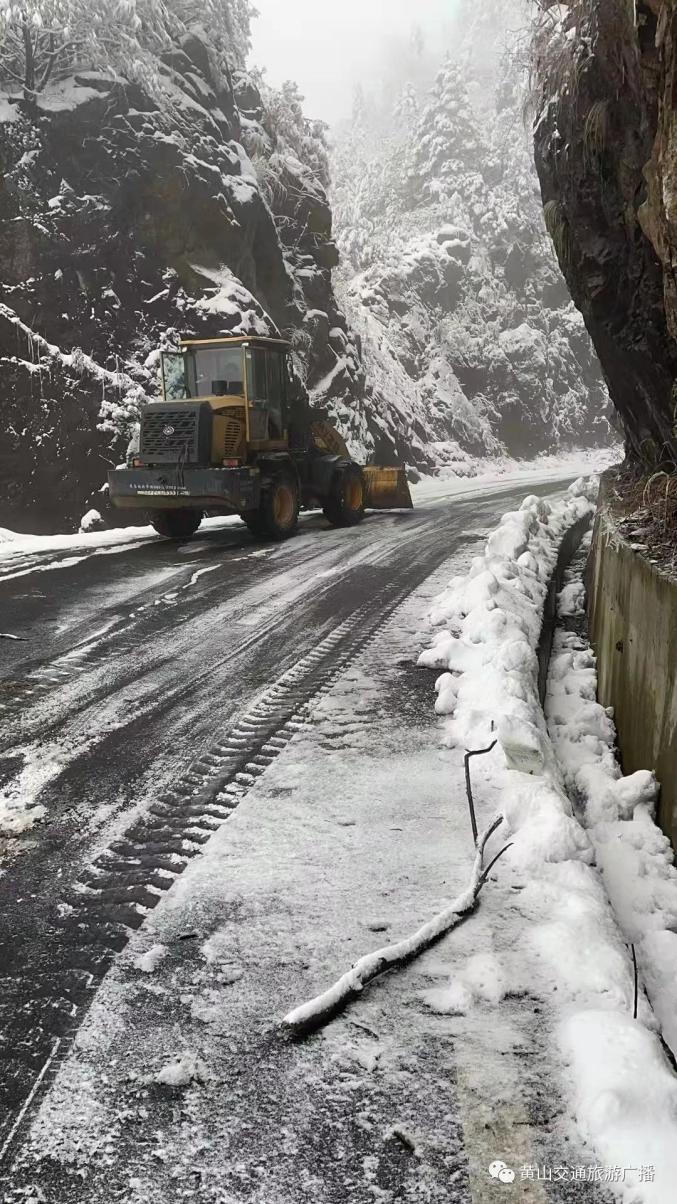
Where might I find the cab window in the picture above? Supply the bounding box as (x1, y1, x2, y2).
(186, 347, 245, 398)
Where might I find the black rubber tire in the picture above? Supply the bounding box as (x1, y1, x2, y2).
(148, 509, 203, 540)
(323, 464, 366, 528)
(243, 472, 299, 541)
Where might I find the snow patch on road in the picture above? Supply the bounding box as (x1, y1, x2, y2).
(424, 951, 507, 1015)
(0, 748, 65, 836)
(0, 796, 46, 837)
(135, 944, 168, 974)
(154, 1051, 210, 1089)
(0, 514, 244, 580)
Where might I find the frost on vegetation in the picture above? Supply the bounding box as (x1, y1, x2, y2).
(0, 0, 254, 107)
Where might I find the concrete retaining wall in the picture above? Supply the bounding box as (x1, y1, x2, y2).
(588, 496, 677, 848)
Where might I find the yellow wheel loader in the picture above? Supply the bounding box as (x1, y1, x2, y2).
(108, 335, 413, 540)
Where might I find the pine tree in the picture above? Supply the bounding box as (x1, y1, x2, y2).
(406, 56, 486, 207)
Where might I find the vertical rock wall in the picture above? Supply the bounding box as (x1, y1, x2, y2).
(533, 0, 677, 467)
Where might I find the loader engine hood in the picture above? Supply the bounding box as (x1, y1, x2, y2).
(139, 402, 212, 466)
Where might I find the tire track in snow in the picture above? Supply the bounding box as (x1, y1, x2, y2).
(0, 555, 448, 1170)
(0, 480, 576, 1178)
(0, 534, 411, 843)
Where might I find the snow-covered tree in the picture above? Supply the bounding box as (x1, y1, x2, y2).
(263, 80, 329, 189)
(330, 0, 609, 471)
(0, 1, 174, 105)
(0, 0, 256, 110)
(170, 0, 256, 68)
(406, 56, 486, 208)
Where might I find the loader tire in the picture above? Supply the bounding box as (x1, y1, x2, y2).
(323, 464, 366, 528)
(244, 472, 299, 542)
(148, 509, 203, 540)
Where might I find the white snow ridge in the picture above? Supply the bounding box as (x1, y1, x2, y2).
(418, 477, 677, 1203)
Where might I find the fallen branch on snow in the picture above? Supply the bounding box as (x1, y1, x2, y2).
(282, 815, 509, 1037)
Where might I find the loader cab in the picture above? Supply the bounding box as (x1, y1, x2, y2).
(159, 336, 292, 463)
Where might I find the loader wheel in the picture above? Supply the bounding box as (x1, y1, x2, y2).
(244, 472, 299, 541)
(323, 464, 366, 528)
(148, 509, 203, 540)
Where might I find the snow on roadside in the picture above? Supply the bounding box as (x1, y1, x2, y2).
(418, 478, 677, 1202)
(0, 448, 616, 575)
(561, 1011, 677, 1201)
(411, 446, 619, 504)
(0, 513, 243, 570)
(547, 564, 677, 1063)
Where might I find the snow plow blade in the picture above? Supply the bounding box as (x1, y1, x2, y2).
(363, 467, 414, 511)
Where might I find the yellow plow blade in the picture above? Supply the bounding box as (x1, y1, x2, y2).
(363, 466, 414, 511)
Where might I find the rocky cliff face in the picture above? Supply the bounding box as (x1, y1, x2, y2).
(532, 0, 677, 469)
(331, 0, 611, 476)
(0, 26, 366, 531)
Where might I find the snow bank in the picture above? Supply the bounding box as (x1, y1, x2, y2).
(419, 478, 677, 1201)
(0, 513, 243, 571)
(561, 1012, 677, 1202)
(547, 609, 677, 1061)
(418, 477, 596, 871)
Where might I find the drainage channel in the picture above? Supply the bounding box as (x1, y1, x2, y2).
(0, 578, 420, 1170)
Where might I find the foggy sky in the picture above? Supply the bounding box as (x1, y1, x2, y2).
(250, 0, 459, 126)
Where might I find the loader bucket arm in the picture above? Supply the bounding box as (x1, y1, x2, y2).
(363, 466, 414, 511)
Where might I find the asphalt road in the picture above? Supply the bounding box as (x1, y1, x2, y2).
(0, 477, 574, 1190)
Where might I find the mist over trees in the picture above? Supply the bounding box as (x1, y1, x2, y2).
(327, 0, 610, 471)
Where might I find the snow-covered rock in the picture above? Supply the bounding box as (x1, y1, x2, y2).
(331, 1, 612, 474)
(78, 509, 104, 534)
